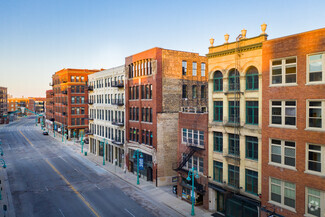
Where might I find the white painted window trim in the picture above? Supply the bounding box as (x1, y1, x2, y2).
(269, 100, 297, 127)
(306, 99, 325, 131)
(270, 56, 297, 86)
(269, 138, 296, 169)
(306, 52, 325, 84)
(269, 177, 296, 212)
(305, 143, 325, 176)
(305, 187, 325, 217)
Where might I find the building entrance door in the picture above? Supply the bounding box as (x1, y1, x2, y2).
(147, 167, 153, 181)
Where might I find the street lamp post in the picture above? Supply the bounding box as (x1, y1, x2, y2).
(80, 132, 84, 153)
(35, 116, 38, 126)
(53, 123, 56, 137)
(73, 131, 76, 144)
(132, 149, 143, 185)
(187, 167, 199, 216)
(62, 125, 64, 142)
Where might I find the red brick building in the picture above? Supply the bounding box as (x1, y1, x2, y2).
(125, 47, 207, 186)
(261, 28, 325, 217)
(45, 90, 54, 129)
(176, 112, 209, 209)
(51, 68, 100, 139)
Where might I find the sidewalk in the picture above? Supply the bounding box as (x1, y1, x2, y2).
(44, 127, 213, 217)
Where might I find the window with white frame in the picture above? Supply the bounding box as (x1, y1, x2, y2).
(306, 187, 324, 217)
(308, 53, 325, 83)
(307, 144, 325, 174)
(201, 63, 206, 77)
(271, 57, 296, 85)
(271, 101, 296, 127)
(307, 100, 324, 129)
(270, 139, 295, 168)
(181, 154, 204, 173)
(192, 62, 197, 76)
(182, 128, 204, 147)
(270, 178, 296, 209)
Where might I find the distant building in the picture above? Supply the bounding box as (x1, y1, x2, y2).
(45, 90, 54, 130)
(125, 47, 207, 186)
(207, 25, 267, 216)
(88, 66, 126, 169)
(32, 97, 46, 114)
(50, 68, 100, 139)
(261, 28, 325, 217)
(0, 87, 8, 124)
(8, 97, 35, 115)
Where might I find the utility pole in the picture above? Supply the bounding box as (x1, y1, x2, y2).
(187, 167, 199, 216)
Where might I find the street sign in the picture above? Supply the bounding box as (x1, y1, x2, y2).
(139, 158, 144, 170)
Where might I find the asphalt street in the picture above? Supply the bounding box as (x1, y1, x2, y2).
(0, 117, 182, 217)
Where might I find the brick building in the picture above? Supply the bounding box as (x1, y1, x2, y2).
(88, 66, 126, 170)
(32, 97, 46, 114)
(261, 28, 325, 217)
(175, 112, 209, 209)
(51, 68, 100, 139)
(125, 47, 207, 186)
(45, 90, 54, 130)
(8, 97, 35, 115)
(207, 25, 267, 217)
(0, 87, 8, 124)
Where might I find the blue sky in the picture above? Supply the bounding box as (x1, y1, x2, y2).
(0, 0, 324, 97)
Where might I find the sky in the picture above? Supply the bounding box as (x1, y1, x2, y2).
(0, 0, 324, 98)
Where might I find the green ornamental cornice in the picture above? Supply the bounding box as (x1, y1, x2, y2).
(206, 42, 263, 58)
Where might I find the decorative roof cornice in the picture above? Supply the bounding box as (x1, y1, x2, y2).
(206, 42, 263, 58)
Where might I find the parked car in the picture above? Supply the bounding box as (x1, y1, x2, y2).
(42, 131, 49, 135)
(83, 138, 89, 144)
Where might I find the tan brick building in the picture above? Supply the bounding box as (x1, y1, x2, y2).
(45, 89, 54, 129)
(261, 28, 325, 217)
(207, 25, 267, 216)
(0, 87, 8, 124)
(125, 47, 207, 186)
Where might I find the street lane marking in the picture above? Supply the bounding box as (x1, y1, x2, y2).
(124, 208, 136, 217)
(19, 130, 34, 147)
(19, 130, 101, 217)
(58, 208, 66, 217)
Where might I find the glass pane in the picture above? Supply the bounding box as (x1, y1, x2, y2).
(285, 101, 296, 106)
(285, 157, 295, 166)
(272, 139, 281, 145)
(272, 67, 282, 75)
(272, 145, 281, 154)
(285, 107, 296, 116)
(310, 101, 321, 107)
(284, 197, 295, 208)
(272, 116, 282, 124)
(271, 155, 281, 163)
(309, 108, 322, 118)
(310, 72, 322, 82)
(285, 117, 296, 125)
(272, 101, 281, 106)
(309, 118, 322, 128)
(309, 162, 321, 172)
(309, 145, 321, 151)
(285, 141, 295, 147)
(272, 60, 282, 65)
(285, 147, 295, 157)
(272, 76, 282, 84)
(286, 58, 296, 64)
(286, 74, 296, 83)
(272, 107, 282, 115)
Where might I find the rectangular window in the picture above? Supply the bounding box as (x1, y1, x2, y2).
(201, 85, 205, 98)
(182, 85, 187, 98)
(245, 169, 258, 195)
(192, 62, 197, 76)
(192, 85, 197, 99)
(307, 100, 324, 129)
(271, 57, 296, 85)
(308, 53, 324, 83)
(229, 134, 239, 156)
(246, 136, 258, 160)
(270, 139, 296, 167)
(229, 101, 240, 123)
(246, 101, 258, 125)
(228, 165, 239, 188)
(213, 132, 223, 152)
(199, 157, 203, 173)
(307, 144, 323, 173)
(306, 188, 324, 217)
(213, 161, 223, 182)
(213, 101, 223, 122)
(201, 63, 206, 77)
(270, 178, 296, 209)
(271, 101, 296, 127)
(182, 61, 187, 75)
(182, 128, 187, 143)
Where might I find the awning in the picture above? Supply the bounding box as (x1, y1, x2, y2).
(208, 182, 226, 193)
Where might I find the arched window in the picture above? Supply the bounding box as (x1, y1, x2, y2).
(246, 66, 259, 90)
(213, 71, 223, 92)
(228, 69, 240, 91)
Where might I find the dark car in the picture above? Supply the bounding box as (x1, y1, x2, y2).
(42, 131, 49, 135)
(83, 138, 89, 144)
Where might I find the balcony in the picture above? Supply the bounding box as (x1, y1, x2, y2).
(62, 102, 68, 106)
(112, 119, 124, 126)
(112, 138, 124, 146)
(88, 86, 94, 91)
(185, 140, 205, 150)
(86, 131, 94, 136)
(111, 99, 124, 106)
(62, 112, 67, 116)
(49, 82, 54, 86)
(111, 80, 124, 88)
(88, 101, 94, 105)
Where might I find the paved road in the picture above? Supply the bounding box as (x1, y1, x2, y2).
(0, 117, 182, 217)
